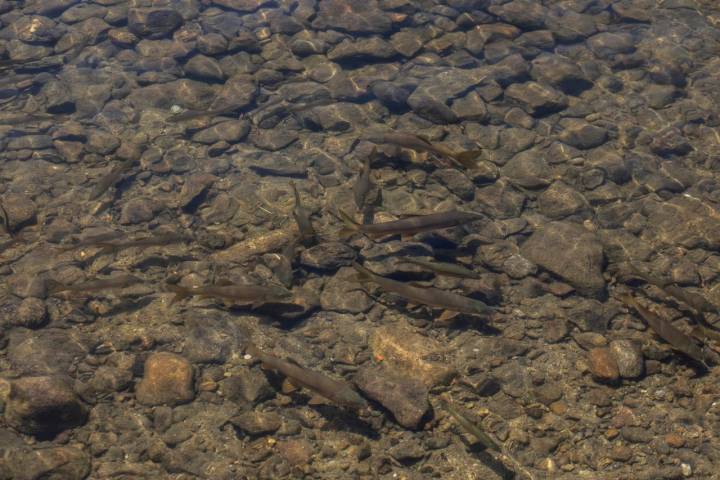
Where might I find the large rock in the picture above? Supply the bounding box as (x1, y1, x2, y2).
(4, 376, 88, 436)
(135, 352, 195, 406)
(356, 365, 429, 429)
(0, 445, 90, 480)
(128, 8, 183, 39)
(521, 221, 605, 297)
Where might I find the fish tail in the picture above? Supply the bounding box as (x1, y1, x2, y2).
(452, 149, 483, 168)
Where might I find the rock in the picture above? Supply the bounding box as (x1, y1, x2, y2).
(407, 92, 458, 124)
(220, 368, 274, 404)
(185, 54, 225, 82)
(609, 339, 644, 379)
(370, 81, 415, 109)
(120, 197, 158, 224)
(8, 329, 88, 375)
(175, 173, 217, 210)
(192, 120, 250, 144)
(559, 119, 608, 149)
(0, 446, 90, 480)
(538, 181, 589, 218)
(587, 32, 636, 59)
(521, 221, 605, 297)
(1, 193, 37, 231)
(502, 254, 536, 279)
(643, 196, 720, 250)
(230, 410, 281, 436)
(489, 0, 547, 30)
(249, 128, 298, 151)
(643, 84, 677, 109)
(621, 426, 653, 444)
(197, 33, 228, 55)
(501, 148, 552, 189)
(327, 38, 396, 62)
(320, 268, 374, 313)
(531, 54, 592, 94)
(475, 180, 526, 219)
(300, 242, 356, 270)
(355, 365, 429, 429)
(431, 169, 476, 201)
(369, 324, 456, 388)
(390, 30, 424, 57)
(128, 8, 183, 39)
(4, 376, 88, 436)
(13, 297, 47, 329)
(135, 352, 195, 406)
(313, 0, 392, 34)
(505, 81, 568, 116)
(587, 348, 620, 383)
(278, 439, 313, 466)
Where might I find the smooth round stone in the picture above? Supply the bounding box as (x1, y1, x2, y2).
(128, 7, 183, 39)
(135, 352, 195, 406)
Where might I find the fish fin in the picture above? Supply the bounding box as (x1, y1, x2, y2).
(438, 310, 460, 322)
(453, 149, 483, 166)
(308, 395, 328, 406)
(281, 378, 299, 394)
(415, 134, 433, 145)
(337, 209, 359, 228)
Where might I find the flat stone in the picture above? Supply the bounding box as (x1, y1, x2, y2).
(501, 148, 552, 189)
(128, 8, 182, 39)
(4, 376, 88, 436)
(559, 119, 608, 149)
(135, 352, 195, 406)
(230, 410, 282, 436)
(505, 81, 568, 116)
(531, 54, 593, 95)
(327, 37, 397, 62)
(355, 364, 429, 429)
(369, 324, 456, 388)
(521, 221, 605, 297)
(300, 242, 356, 270)
(0, 446, 90, 480)
(587, 348, 620, 383)
(313, 0, 392, 34)
(538, 181, 589, 218)
(587, 32, 636, 59)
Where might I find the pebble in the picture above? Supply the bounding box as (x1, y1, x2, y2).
(609, 339, 644, 379)
(4, 375, 88, 436)
(587, 348, 620, 383)
(135, 352, 195, 406)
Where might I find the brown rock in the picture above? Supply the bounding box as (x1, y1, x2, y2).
(587, 348, 619, 383)
(665, 433, 685, 448)
(135, 352, 195, 406)
(355, 365, 429, 429)
(369, 324, 456, 388)
(278, 439, 313, 466)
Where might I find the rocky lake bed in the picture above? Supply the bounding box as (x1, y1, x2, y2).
(1, 0, 720, 479)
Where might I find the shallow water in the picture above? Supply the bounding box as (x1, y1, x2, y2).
(2, 0, 720, 479)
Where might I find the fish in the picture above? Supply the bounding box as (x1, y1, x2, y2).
(352, 262, 496, 318)
(246, 343, 368, 410)
(627, 265, 717, 315)
(165, 281, 292, 307)
(89, 158, 137, 200)
(363, 130, 482, 168)
(58, 231, 124, 252)
(440, 396, 499, 451)
(46, 274, 143, 296)
(290, 181, 315, 241)
(276, 239, 297, 288)
(0, 199, 13, 237)
(85, 232, 191, 254)
(619, 293, 707, 366)
(402, 257, 480, 279)
(338, 209, 484, 239)
(353, 150, 375, 210)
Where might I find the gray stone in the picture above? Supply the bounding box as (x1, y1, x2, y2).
(538, 181, 589, 218)
(559, 119, 608, 149)
(128, 8, 182, 39)
(230, 411, 282, 436)
(610, 339, 644, 379)
(185, 54, 225, 82)
(521, 221, 605, 297)
(505, 81, 568, 116)
(501, 149, 552, 189)
(355, 365, 429, 429)
(300, 242, 356, 270)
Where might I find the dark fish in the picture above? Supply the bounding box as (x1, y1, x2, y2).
(364, 130, 482, 168)
(626, 265, 717, 315)
(0, 200, 13, 237)
(58, 231, 124, 252)
(352, 262, 496, 317)
(338, 209, 483, 239)
(166, 281, 292, 307)
(290, 181, 315, 241)
(440, 396, 499, 451)
(47, 274, 143, 295)
(89, 158, 137, 200)
(402, 257, 480, 279)
(246, 343, 368, 410)
(87, 233, 191, 254)
(353, 150, 374, 210)
(619, 293, 707, 366)
(276, 239, 297, 288)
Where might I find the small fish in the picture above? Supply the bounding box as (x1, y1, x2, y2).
(87, 233, 191, 254)
(46, 274, 143, 296)
(89, 158, 137, 200)
(290, 181, 315, 241)
(246, 343, 368, 410)
(0, 199, 13, 237)
(338, 209, 484, 239)
(166, 281, 292, 307)
(402, 257, 480, 279)
(276, 239, 297, 288)
(353, 150, 375, 210)
(58, 231, 124, 252)
(626, 265, 717, 315)
(352, 262, 496, 318)
(440, 396, 499, 451)
(364, 130, 482, 168)
(619, 293, 707, 366)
